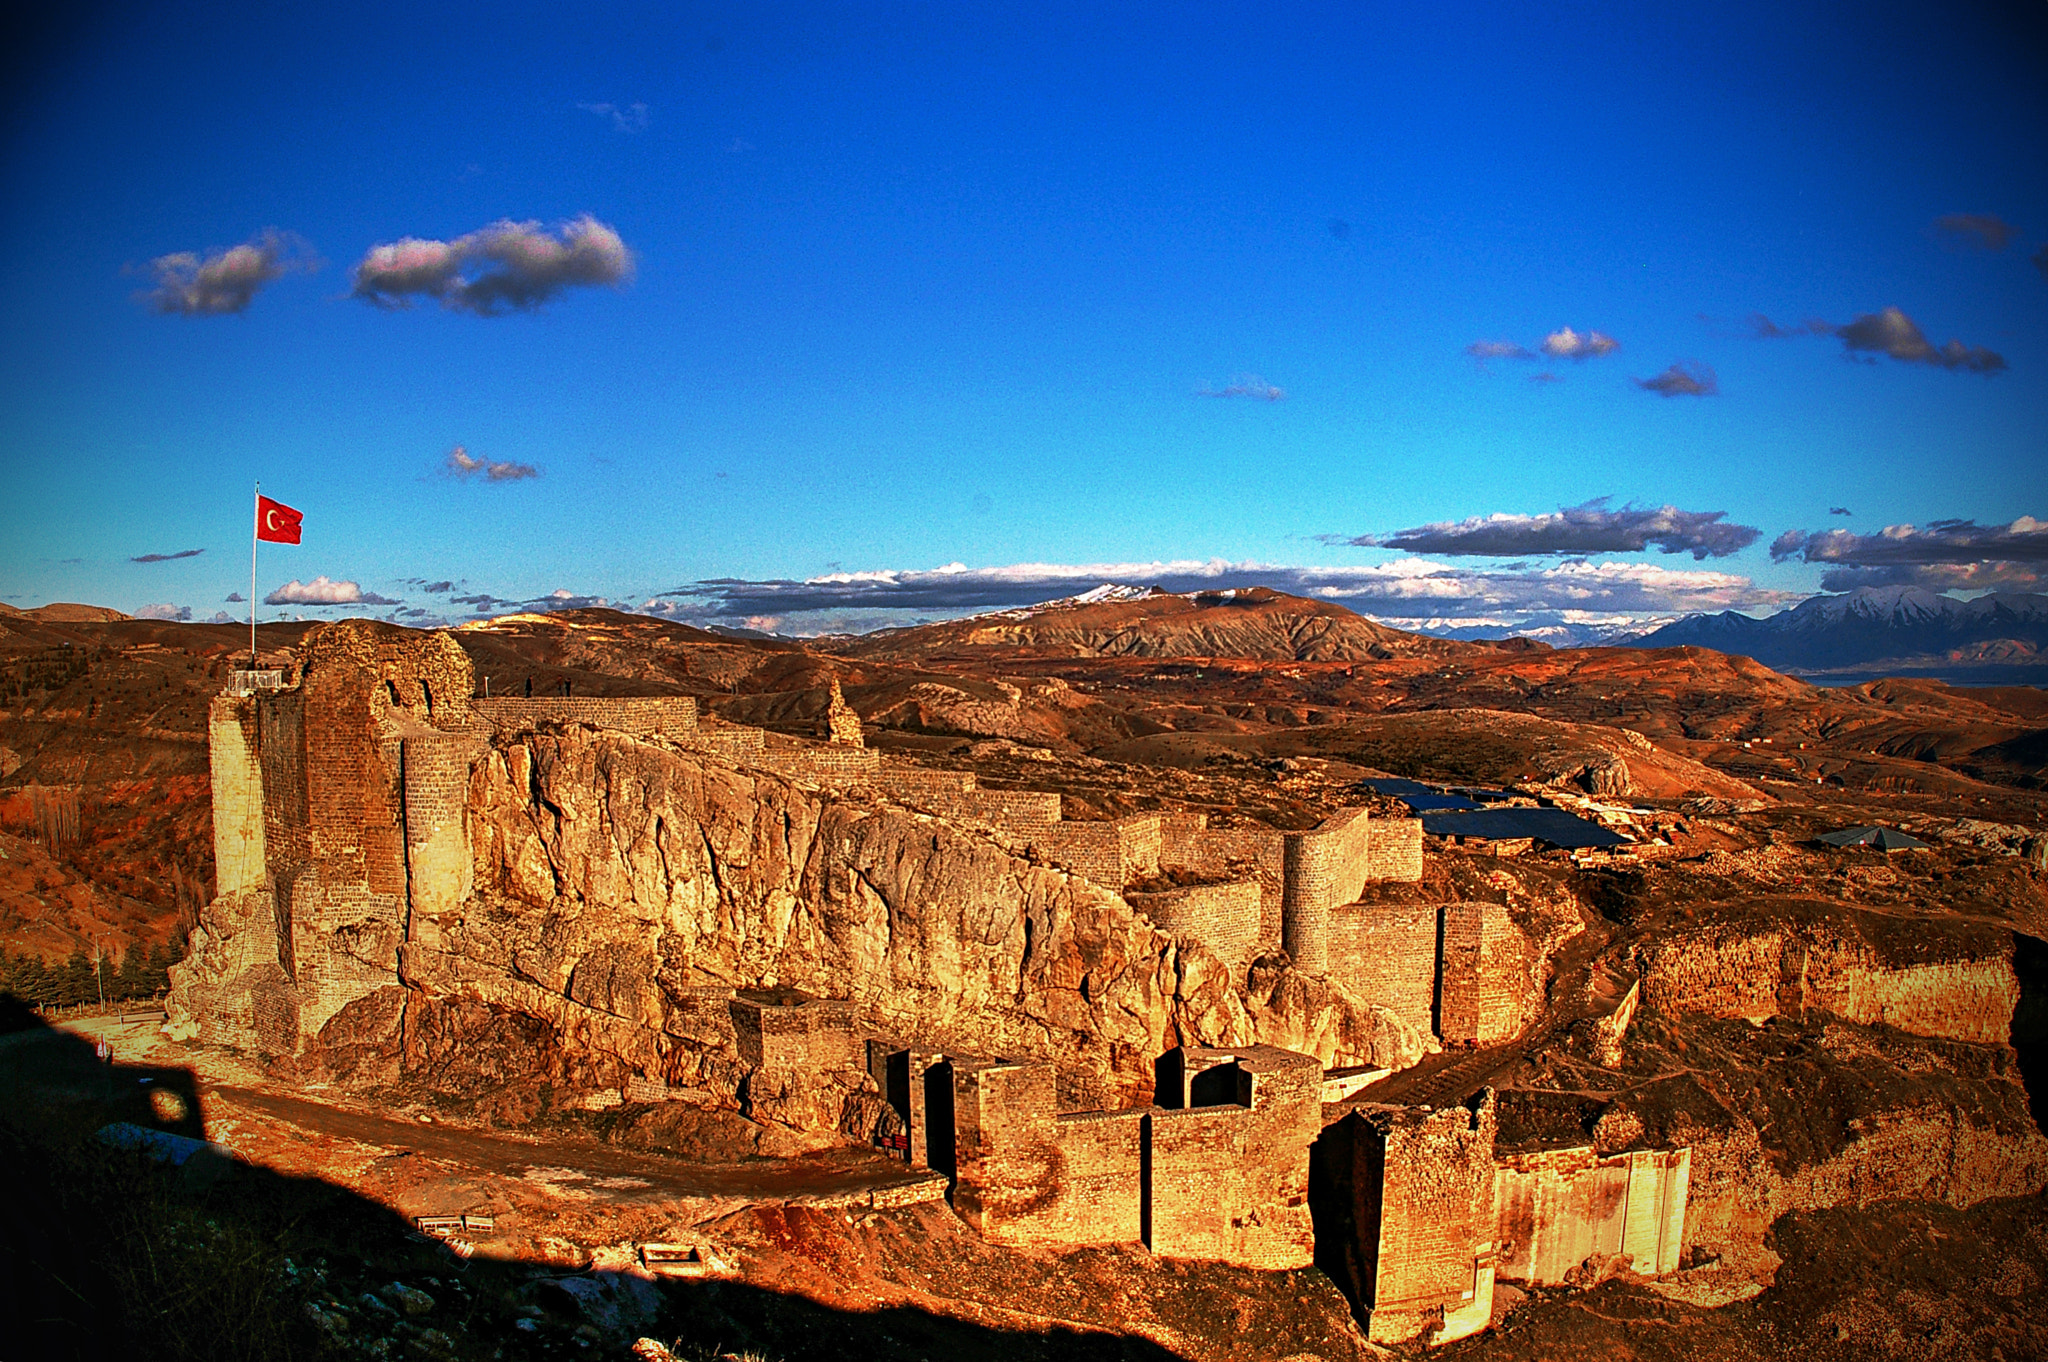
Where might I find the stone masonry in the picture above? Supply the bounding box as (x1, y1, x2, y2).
(898, 1043, 1321, 1268)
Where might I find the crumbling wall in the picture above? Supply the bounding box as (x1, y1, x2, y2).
(473, 696, 699, 738)
(1493, 1146, 1690, 1283)
(1325, 1096, 1500, 1347)
(172, 620, 483, 1052)
(1127, 880, 1262, 968)
(1637, 908, 2019, 1044)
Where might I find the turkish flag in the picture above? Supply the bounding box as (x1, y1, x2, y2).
(256, 495, 303, 544)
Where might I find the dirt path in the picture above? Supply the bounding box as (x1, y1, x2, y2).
(204, 1083, 949, 1209)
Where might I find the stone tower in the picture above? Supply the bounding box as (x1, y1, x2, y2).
(826, 677, 864, 747)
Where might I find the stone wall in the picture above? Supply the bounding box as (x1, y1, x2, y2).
(1159, 815, 1286, 953)
(1365, 817, 1423, 882)
(1282, 809, 1375, 972)
(402, 729, 483, 918)
(1322, 1096, 1501, 1346)
(1636, 908, 2019, 1044)
(907, 1044, 1319, 1268)
(1437, 901, 1538, 1047)
(1493, 1146, 1691, 1283)
(1028, 813, 1163, 890)
(1127, 881, 1263, 969)
(1325, 902, 1440, 1038)
(208, 695, 266, 895)
(473, 695, 699, 738)
(753, 740, 882, 786)
(1322, 901, 1536, 1048)
(730, 991, 860, 1071)
(871, 768, 1064, 830)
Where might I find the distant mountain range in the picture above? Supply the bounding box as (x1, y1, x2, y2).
(1626, 587, 2048, 683)
(826, 584, 1485, 663)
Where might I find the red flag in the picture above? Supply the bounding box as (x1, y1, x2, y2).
(256, 495, 302, 544)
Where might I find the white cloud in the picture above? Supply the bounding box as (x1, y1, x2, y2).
(134, 603, 191, 621)
(264, 576, 400, 606)
(644, 553, 1792, 635)
(446, 445, 538, 481)
(350, 216, 634, 314)
(139, 229, 314, 316)
(1540, 327, 1619, 361)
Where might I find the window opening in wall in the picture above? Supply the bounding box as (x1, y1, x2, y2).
(420, 678, 433, 715)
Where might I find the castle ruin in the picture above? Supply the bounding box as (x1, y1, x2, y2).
(170, 619, 1711, 1345)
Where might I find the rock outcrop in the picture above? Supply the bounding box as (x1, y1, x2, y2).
(168, 620, 1429, 1128)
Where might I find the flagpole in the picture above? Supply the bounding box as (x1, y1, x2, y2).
(250, 481, 259, 671)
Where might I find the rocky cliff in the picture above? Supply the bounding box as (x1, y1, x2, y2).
(173, 706, 1428, 1126)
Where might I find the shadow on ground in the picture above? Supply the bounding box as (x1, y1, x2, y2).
(0, 994, 1185, 1362)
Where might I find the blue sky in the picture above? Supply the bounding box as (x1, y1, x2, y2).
(2, 1, 2043, 637)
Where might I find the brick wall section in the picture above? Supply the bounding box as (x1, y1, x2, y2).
(932, 1044, 1318, 1267)
(1223, 1046, 1322, 1268)
(1027, 822, 1123, 888)
(1344, 1095, 1501, 1346)
(255, 691, 310, 896)
(402, 729, 483, 917)
(1028, 813, 1164, 890)
(1637, 918, 2019, 1044)
(1326, 902, 1440, 1038)
(1126, 880, 1262, 967)
(1162, 820, 1287, 954)
(1147, 1104, 1249, 1256)
(681, 724, 767, 763)
(949, 1060, 1064, 1242)
(729, 993, 860, 1071)
(473, 695, 699, 738)
(1282, 808, 1375, 972)
(209, 695, 266, 895)
(1049, 1109, 1148, 1245)
(872, 769, 1064, 830)
(1492, 1146, 1691, 1283)
(754, 744, 881, 786)
(1365, 817, 1423, 882)
(1437, 903, 1481, 1045)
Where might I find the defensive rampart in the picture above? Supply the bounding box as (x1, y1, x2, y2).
(473, 695, 700, 738)
(1126, 881, 1263, 968)
(1281, 808, 1375, 972)
(1635, 907, 2019, 1044)
(902, 1044, 1321, 1268)
(174, 621, 479, 1053)
(1323, 901, 1539, 1047)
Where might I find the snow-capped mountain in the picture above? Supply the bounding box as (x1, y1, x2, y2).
(1628, 587, 2048, 676)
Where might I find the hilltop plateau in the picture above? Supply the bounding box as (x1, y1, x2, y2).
(1, 592, 2045, 1361)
